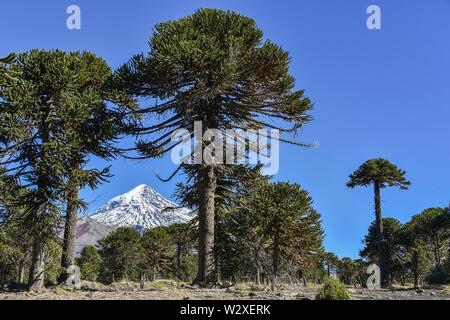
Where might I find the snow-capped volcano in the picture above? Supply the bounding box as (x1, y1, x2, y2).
(90, 184, 192, 230)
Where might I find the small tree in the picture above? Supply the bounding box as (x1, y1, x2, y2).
(407, 208, 449, 284)
(347, 158, 410, 287)
(78, 246, 101, 282)
(401, 221, 430, 288)
(322, 252, 340, 278)
(98, 227, 142, 284)
(140, 227, 173, 281)
(166, 223, 197, 281)
(251, 182, 324, 288)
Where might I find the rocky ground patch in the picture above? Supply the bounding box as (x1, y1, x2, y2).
(1, 281, 449, 300)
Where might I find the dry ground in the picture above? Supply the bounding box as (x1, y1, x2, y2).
(1, 280, 449, 300)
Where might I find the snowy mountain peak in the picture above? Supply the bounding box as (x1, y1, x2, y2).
(90, 184, 192, 231)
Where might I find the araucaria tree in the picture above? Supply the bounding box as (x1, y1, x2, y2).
(58, 52, 134, 282)
(347, 158, 411, 287)
(251, 182, 324, 287)
(360, 217, 404, 284)
(115, 9, 313, 286)
(0, 50, 133, 291)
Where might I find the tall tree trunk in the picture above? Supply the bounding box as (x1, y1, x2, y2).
(60, 175, 79, 282)
(433, 234, 442, 268)
(254, 249, 261, 285)
(272, 233, 280, 289)
(176, 242, 182, 270)
(195, 165, 216, 287)
(28, 105, 51, 292)
(412, 248, 420, 288)
(374, 180, 388, 287)
(17, 261, 25, 284)
(28, 218, 45, 292)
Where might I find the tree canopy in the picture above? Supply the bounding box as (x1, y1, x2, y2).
(347, 158, 411, 189)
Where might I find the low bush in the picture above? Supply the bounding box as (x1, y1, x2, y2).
(315, 278, 351, 300)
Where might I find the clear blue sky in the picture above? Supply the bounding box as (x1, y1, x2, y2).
(1, 0, 449, 259)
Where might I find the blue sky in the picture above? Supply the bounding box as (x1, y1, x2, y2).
(1, 0, 449, 259)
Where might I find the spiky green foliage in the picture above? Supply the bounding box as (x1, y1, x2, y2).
(315, 277, 351, 300)
(0, 53, 18, 84)
(77, 246, 101, 282)
(57, 51, 135, 280)
(347, 158, 411, 190)
(217, 178, 324, 285)
(166, 223, 197, 282)
(322, 252, 340, 277)
(98, 227, 142, 284)
(140, 227, 173, 281)
(252, 182, 324, 278)
(0, 49, 135, 289)
(408, 208, 449, 283)
(401, 219, 433, 287)
(0, 221, 32, 283)
(115, 8, 313, 286)
(0, 50, 81, 290)
(336, 257, 368, 286)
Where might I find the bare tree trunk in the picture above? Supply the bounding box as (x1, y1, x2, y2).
(433, 234, 442, 268)
(254, 248, 262, 285)
(412, 249, 420, 288)
(374, 180, 388, 287)
(60, 179, 79, 281)
(140, 272, 145, 290)
(195, 165, 216, 287)
(272, 235, 280, 278)
(271, 233, 280, 290)
(17, 261, 25, 284)
(28, 228, 45, 291)
(302, 276, 308, 287)
(28, 103, 51, 292)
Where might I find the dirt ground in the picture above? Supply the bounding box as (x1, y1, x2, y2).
(1, 281, 449, 300)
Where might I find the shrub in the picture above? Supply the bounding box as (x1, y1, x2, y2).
(315, 278, 351, 300)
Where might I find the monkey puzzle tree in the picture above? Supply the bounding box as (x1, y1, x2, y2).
(322, 252, 340, 278)
(251, 182, 324, 287)
(58, 52, 135, 282)
(0, 50, 73, 291)
(98, 227, 142, 284)
(140, 227, 173, 281)
(0, 50, 133, 290)
(78, 245, 101, 282)
(115, 9, 313, 286)
(347, 158, 410, 287)
(360, 217, 405, 284)
(401, 219, 431, 288)
(408, 208, 449, 270)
